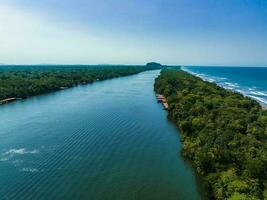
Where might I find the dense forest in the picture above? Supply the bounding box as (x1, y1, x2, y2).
(0, 64, 161, 103)
(154, 69, 267, 200)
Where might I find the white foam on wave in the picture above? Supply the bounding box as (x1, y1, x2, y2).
(182, 66, 267, 106)
(219, 82, 240, 91)
(223, 86, 235, 90)
(222, 87, 267, 106)
(224, 82, 238, 87)
(250, 91, 260, 96)
(0, 148, 40, 162)
(0, 157, 9, 162)
(4, 148, 39, 155)
(249, 91, 267, 97)
(182, 67, 226, 83)
(247, 95, 267, 105)
(20, 167, 39, 172)
(0, 148, 42, 173)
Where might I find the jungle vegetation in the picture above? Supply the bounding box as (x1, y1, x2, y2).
(0, 64, 160, 102)
(154, 69, 267, 200)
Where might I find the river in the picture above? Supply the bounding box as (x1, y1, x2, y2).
(0, 70, 202, 200)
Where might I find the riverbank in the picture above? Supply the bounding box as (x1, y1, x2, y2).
(154, 69, 267, 200)
(0, 97, 17, 105)
(0, 70, 202, 200)
(0, 64, 161, 106)
(156, 94, 169, 110)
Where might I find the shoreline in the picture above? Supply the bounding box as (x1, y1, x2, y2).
(181, 67, 267, 110)
(0, 67, 160, 106)
(0, 69, 202, 199)
(0, 97, 17, 105)
(155, 94, 169, 110)
(154, 69, 267, 199)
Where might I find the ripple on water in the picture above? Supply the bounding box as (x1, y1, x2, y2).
(0, 70, 202, 200)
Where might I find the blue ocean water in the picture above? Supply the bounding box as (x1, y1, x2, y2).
(182, 66, 267, 107)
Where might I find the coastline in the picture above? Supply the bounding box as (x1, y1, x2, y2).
(181, 66, 267, 110)
(154, 69, 267, 199)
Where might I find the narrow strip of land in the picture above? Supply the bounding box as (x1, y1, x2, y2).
(154, 69, 267, 200)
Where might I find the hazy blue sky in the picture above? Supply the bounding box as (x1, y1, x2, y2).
(1, 0, 267, 66)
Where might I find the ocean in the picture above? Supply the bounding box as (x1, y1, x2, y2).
(182, 66, 267, 107)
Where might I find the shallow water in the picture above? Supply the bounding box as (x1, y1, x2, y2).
(0, 70, 201, 200)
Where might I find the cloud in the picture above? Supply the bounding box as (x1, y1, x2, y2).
(0, 3, 194, 65)
(0, 4, 167, 65)
(0, 4, 125, 64)
(0, 2, 266, 66)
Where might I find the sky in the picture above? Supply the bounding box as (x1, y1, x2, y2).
(0, 0, 267, 66)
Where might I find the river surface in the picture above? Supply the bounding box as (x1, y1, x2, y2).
(0, 70, 201, 200)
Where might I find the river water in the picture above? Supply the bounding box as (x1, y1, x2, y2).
(0, 70, 201, 200)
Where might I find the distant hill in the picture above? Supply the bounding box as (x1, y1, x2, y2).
(146, 62, 162, 68)
(146, 62, 181, 70)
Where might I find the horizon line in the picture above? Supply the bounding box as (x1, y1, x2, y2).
(0, 63, 267, 68)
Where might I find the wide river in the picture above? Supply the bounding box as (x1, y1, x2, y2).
(0, 70, 202, 199)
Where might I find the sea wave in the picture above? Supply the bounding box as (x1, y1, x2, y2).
(4, 148, 39, 155)
(247, 95, 267, 105)
(20, 167, 39, 173)
(181, 67, 226, 83)
(0, 148, 40, 163)
(182, 66, 267, 106)
(249, 91, 267, 97)
(0, 157, 9, 162)
(223, 82, 239, 87)
(0, 148, 40, 173)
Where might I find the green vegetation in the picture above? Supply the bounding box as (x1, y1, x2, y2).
(0, 65, 160, 102)
(154, 69, 267, 200)
(146, 62, 162, 68)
